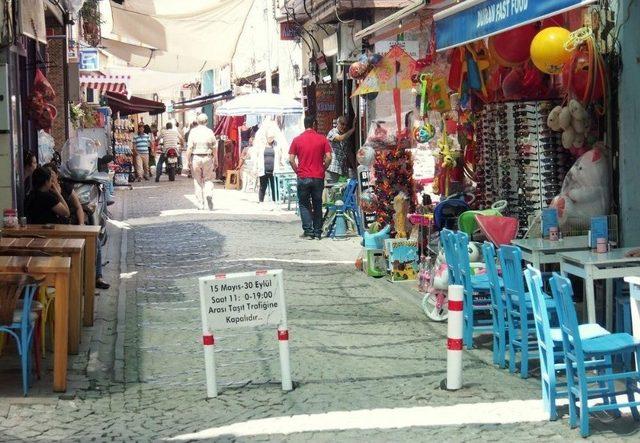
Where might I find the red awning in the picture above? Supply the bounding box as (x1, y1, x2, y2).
(80, 74, 130, 96)
(104, 91, 165, 116)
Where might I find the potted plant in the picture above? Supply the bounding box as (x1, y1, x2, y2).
(80, 0, 102, 47)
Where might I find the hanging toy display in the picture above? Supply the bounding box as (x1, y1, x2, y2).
(488, 23, 538, 67)
(562, 27, 607, 106)
(547, 100, 590, 157)
(530, 27, 574, 74)
(432, 128, 461, 196)
(349, 61, 370, 80)
(356, 145, 376, 166)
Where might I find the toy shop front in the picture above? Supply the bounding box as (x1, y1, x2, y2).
(351, 0, 614, 300)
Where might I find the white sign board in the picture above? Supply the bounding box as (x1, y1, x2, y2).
(198, 269, 292, 397)
(374, 40, 420, 59)
(200, 270, 284, 330)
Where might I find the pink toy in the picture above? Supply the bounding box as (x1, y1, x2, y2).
(550, 147, 610, 227)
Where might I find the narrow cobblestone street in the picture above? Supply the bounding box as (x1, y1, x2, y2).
(0, 178, 639, 442)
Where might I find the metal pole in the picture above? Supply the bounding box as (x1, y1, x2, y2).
(264, 0, 273, 93)
(446, 284, 463, 390)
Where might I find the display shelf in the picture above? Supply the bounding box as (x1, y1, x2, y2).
(112, 115, 135, 187)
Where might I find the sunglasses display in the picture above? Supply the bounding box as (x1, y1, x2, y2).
(476, 100, 572, 237)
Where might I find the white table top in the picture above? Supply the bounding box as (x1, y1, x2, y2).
(511, 235, 589, 252)
(559, 247, 640, 266)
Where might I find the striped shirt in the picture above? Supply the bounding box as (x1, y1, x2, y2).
(133, 134, 151, 154)
(160, 129, 181, 152)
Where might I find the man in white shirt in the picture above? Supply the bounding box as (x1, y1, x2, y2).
(156, 122, 183, 182)
(186, 113, 217, 210)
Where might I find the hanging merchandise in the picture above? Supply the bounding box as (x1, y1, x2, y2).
(432, 128, 462, 197)
(562, 27, 607, 106)
(27, 69, 58, 130)
(530, 27, 573, 75)
(547, 100, 590, 157)
(488, 23, 538, 67)
(476, 101, 570, 236)
(352, 45, 418, 134)
(550, 146, 610, 228)
(112, 116, 135, 186)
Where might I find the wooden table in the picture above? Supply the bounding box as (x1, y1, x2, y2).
(511, 235, 590, 269)
(559, 247, 640, 329)
(0, 255, 70, 392)
(3, 225, 100, 327)
(0, 238, 85, 354)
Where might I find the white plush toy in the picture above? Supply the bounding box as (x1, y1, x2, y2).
(547, 100, 590, 155)
(550, 147, 610, 227)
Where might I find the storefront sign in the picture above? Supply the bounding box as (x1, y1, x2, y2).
(435, 0, 596, 51)
(357, 165, 377, 229)
(280, 21, 300, 40)
(374, 40, 419, 59)
(198, 270, 292, 398)
(315, 83, 337, 135)
(79, 48, 100, 71)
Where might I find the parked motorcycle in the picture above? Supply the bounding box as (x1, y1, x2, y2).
(165, 147, 180, 181)
(59, 137, 110, 246)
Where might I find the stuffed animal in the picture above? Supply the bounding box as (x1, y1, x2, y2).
(547, 100, 590, 155)
(393, 192, 410, 238)
(550, 147, 610, 227)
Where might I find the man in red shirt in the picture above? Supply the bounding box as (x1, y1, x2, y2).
(289, 116, 332, 239)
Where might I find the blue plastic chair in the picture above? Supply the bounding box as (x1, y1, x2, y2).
(499, 245, 560, 378)
(440, 229, 460, 285)
(550, 273, 640, 437)
(524, 266, 610, 421)
(456, 232, 492, 349)
(482, 242, 508, 368)
(0, 275, 41, 396)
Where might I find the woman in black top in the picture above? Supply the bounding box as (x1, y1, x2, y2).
(25, 166, 71, 224)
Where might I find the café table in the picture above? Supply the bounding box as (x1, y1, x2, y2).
(2, 224, 100, 327)
(511, 235, 590, 269)
(0, 237, 85, 354)
(0, 255, 70, 392)
(559, 247, 640, 330)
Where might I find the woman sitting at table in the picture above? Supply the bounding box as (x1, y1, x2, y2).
(43, 163, 84, 226)
(25, 166, 70, 224)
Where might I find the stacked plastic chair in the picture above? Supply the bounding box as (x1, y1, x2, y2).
(482, 242, 508, 368)
(524, 266, 610, 421)
(550, 273, 640, 437)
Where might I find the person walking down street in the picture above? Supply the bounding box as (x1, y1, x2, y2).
(326, 116, 355, 183)
(254, 129, 284, 203)
(186, 113, 217, 210)
(133, 124, 151, 181)
(184, 121, 198, 177)
(156, 122, 183, 182)
(289, 116, 332, 240)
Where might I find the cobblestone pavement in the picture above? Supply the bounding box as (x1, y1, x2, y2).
(0, 176, 638, 442)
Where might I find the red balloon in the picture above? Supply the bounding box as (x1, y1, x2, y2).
(490, 23, 539, 65)
(502, 68, 525, 99)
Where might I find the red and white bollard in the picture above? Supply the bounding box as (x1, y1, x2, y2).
(202, 332, 218, 397)
(278, 326, 293, 391)
(446, 284, 464, 390)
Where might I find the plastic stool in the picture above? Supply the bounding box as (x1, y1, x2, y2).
(225, 170, 241, 190)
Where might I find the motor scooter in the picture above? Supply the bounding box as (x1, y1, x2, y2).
(165, 147, 179, 181)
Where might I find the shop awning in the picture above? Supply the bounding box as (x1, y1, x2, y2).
(80, 74, 130, 96)
(172, 91, 234, 112)
(104, 91, 166, 116)
(434, 0, 597, 52)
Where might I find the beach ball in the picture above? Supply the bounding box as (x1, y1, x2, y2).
(357, 146, 376, 166)
(413, 123, 435, 144)
(349, 61, 369, 80)
(530, 27, 573, 74)
(368, 53, 383, 66)
(488, 23, 538, 66)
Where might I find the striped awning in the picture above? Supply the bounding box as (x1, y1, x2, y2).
(80, 74, 130, 96)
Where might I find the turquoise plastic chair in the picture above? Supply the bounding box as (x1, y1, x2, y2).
(0, 275, 41, 396)
(551, 273, 640, 437)
(499, 245, 560, 378)
(456, 232, 492, 349)
(440, 229, 460, 284)
(525, 266, 610, 421)
(482, 242, 508, 368)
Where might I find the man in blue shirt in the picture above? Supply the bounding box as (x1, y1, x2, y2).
(133, 124, 151, 181)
